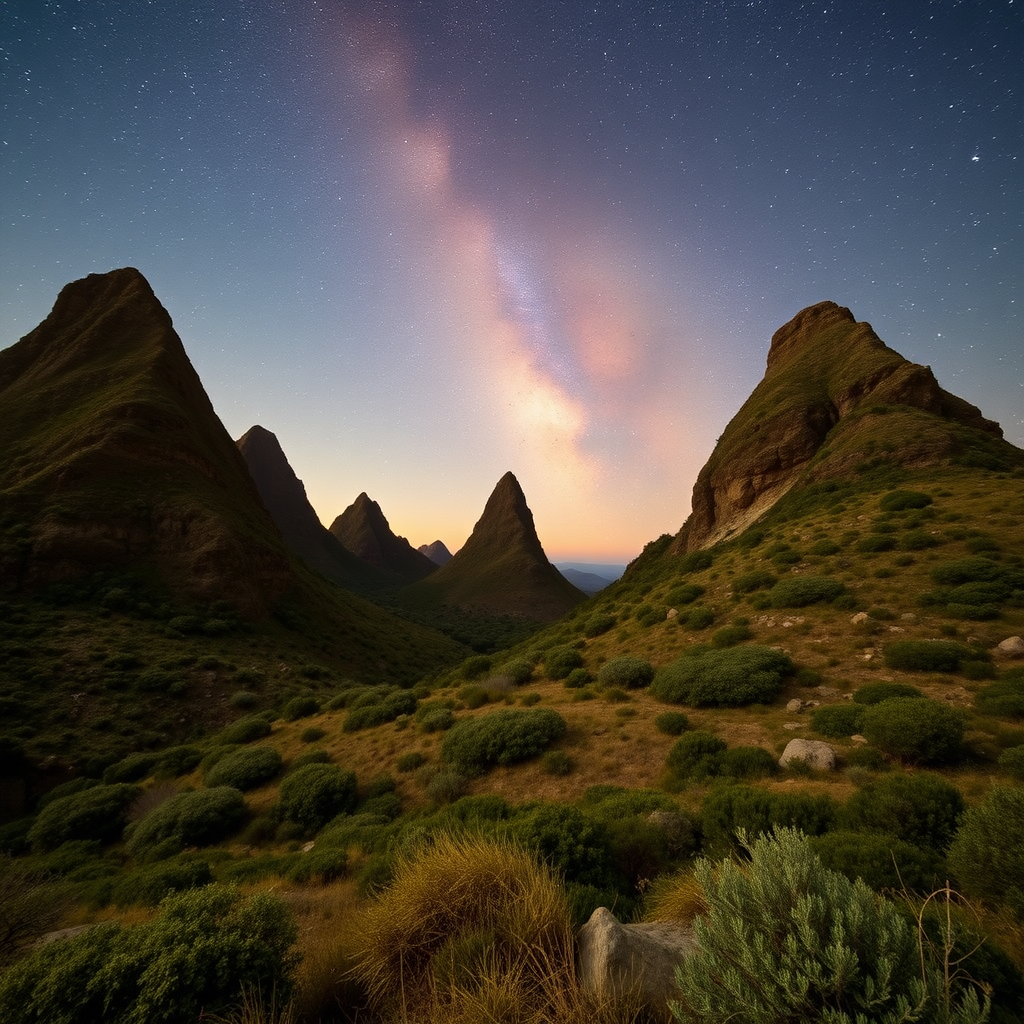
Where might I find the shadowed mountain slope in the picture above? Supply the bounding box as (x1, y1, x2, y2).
(329, 493, 437, 583)
(406, 472, 585, 622)
(236, 425, 389, 592)
(670, 301, 1012, 553)
(419, 540, 453, 566)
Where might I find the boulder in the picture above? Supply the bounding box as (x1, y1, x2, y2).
(578, 906, 696, 1020)
(996, 636, 1024, 658)
(779, 738, 836, 771)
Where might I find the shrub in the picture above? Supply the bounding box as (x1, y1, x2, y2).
(700, 787, 837, 855)
(654, 711, 690, 736)
(441, 709, 567, 775)
(300, 725, 326, 742)
(666, 731, 727, 781)
(457, 683, 489, 709)
(153, 745, 202, 778)
(880, 489, 933, 511)
(900, 529, 940, 551)
(543, 645, 583, 679)
(768, 576, 846, 607)
(541, 750, 574, 776)
(974, 669, 1024, 718)
(287, 845, 348, 885)
(28, 783, 141, 851)
(883, 639, 979, 673)
(860, 698, 965, 765)
(460, 654, 492, 680)
(218, 714, 272, 745)
(125, 787, 247, 859)
(841, 772, 965, 851)
(810, 703, 865, 738)
(111, 857, 214, 907)
(276, 764, 357, 834)
(290, 747, 332, 769)
(0, 884, 297, 1024)
(721, 745, 778, 779)
(582, 613, 616, 637)
(670, 829, 987, 1024)
(563, 667, 591, 689)
(651, 645, 794, 707)
(683, 605, 715, 629)
(732, 570, 777, 594)
(424, 768, 469, 805)
(666, 583, 705, 605)
(507, 803, 614, 889)
(348, 834, 574, 1020)
(808, 539, 841, 556)
(809, 829, 941, 893)
(948, 786, 1024, 918)
(229, 689, 259, 709)
(344, 690, 418, 731)
(852, 681, 924, 705)
(997, 745, 1024, 780)
(418, 706, 455, 732)
(856, 534, 897, 553)
(498, 657, 534, 684)
(597, 656, 654, 689)
(103, 753, 158, 784)
(203, 745, 282, 791)
(281, 695, 321, 721)
(711, 624, 752, 647)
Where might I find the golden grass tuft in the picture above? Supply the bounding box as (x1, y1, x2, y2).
(643, 869, 708, 924)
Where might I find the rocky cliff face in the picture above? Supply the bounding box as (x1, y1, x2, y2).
(0, 268, 294, 615)
(407, 472, 584, 621)
(672, 301, 1004, 553)
(329, 493, 437, 582)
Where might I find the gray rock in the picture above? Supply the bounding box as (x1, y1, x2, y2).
(779, 738, 836, 771)
(786, 698, 805, 713)
(578, 906, 696, 1019)
(996, 636, 1024, 658)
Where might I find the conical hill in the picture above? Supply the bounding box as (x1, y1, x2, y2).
(329, 493, 437, 582)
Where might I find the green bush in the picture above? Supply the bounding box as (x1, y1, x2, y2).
(0, 884, 297, 1024)
(948, 786, 1024, 918)
(582, 614, 616, 637)
(666, 731, 727, 781)
(860, 698, 965, 765)
(28, 783, 141, 851)
(651, 645, 794, 707)
(290, 747, 332, 769)
(810, 703, 865, 738)
(543, 645, 584, 680)
(683, 605, 715, 629)
(300, 725, 326, 742)
(286, 845, 348, 884)
(203, 745, 282, 791)
(507, 802, 613, 889)
(276, 764, 357, 834)
(153, 745, 203, 778)
(732, 570, 777, 594)
(883, 639, 980, 673)
(419, 706, 456, 732)
(852, 682, 924, 705)
(217, 714, 272, 745)
(768, 576, 846, 608)
(721, 745, 778, 779)
(899, 529, 940, 551)
(125, 787, 247, 859)
(711, 624, 752, 647)
(997, 745, 1024, 780)
(441, 709, 567, 775)
(498, 657, 534, 684)
(344, 690, 418, 731)
(880, 489, 933, 511)
(563, 667, 591, 689)
(671, 829, 988, 1024)
(808, 539, 841, 556)
(931, 557, 1010, 586)
(597, 656, 654, 689)
(540, 750, 574, 776)
(810, 829, 942, 893)
(103, 753, 158, 784)
(460, 655, 492, 680)
(654, 711, 690, 736)
(841, 772, 965, 851)
(974, 669, 1024, 718)
(700, 786, 837, 855)
(424, 768, 468, 805)
(856, 534, 897, 553)
(111, 857, 213, 907)
(666, 583, 705, 605)
(281, 695, 321, 721)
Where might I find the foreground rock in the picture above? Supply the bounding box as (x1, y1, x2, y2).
(779, 738, 837, 771)
(577, 906, 696, 1020)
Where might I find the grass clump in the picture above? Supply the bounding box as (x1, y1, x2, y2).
(597, 656, 654, 689)
(974, 668, 1024, 718)
(441, 708, 567, 775)
(666, 731, 727, 781)
(853, 681, 924, 705)
(203, 745, 282, 791)
(880, 489, 933, 511)
(860, 698, 965, 765)
(651, 645, 794, 707)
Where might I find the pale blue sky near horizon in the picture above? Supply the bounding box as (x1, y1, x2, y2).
(2, 1, 1020, 562)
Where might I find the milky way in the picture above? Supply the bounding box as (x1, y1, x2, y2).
(1, 1, 1020, 560)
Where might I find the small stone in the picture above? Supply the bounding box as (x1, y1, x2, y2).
(850, 734, 868, 745)
(851, 612, 869, 624)
(901, 613, 917, 622)
(996, 636, 1024, 658)
(666, 607, 678, 619)
(786, 698, 804, 713)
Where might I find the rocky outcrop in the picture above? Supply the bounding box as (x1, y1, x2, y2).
(405, 472, 584, 621)
(329, 493, 437, 582)
(418, 539, 453, 566)
(0, 268, 294, 615)
(671, 302, 1005, 553)
(577, 907, 695, 1020)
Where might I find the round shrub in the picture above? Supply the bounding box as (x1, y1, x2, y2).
(666, 731, 727, 781)
(974, 669, 1024, 718)
(808, 539, 841, 556)
(28, 783, 141, 851)
(218, 714, 272, 745)
(899, 529, 940, 551)
(300, 726, 326, 742)
(103, 753, 158, 784)
(229, 690, 259, 709)
(860, 698, 965, 765)
(277, 764, 357, 834)
(948, 786, 1024, 918)
(460, 655, 492, 680)
(732, 570, 777, 595)
(810, 704, 865, 738)
(651, 645, 794, 707)
(111, 857, 214, 907)
(883, 640, 978, 673)
(153, 745, 203, 778)
(499, 658, 534, 685)
(841, 772, 965, 851)
(396, 750, 426, 773)
(507, 803, 614, 889)
(582, 614, 616, 638)
(683, 605, 715, 629)
(441, 708, 567, 775)
(699, 786, 838, 855)
(419, 707, 455, 732)
(563, 667, 591, 689)
(810, 829, 942, 894)
(721, 745, 778, 780)
(666, 583, 705, 605)
(711, 624, 752, 647)
(424, 768, 469, 804)
(768, 576, 846, 608)
(203, 745, 282, 791)
(856, 534, 897, 553)
(126, 787, 248, 859)
(281, 695, 321, 721)
(344, 690, 418, 731)
(597, 656, 654, 689)
(0, 884, 297, 1024)
(997, 745, 1024, 780)
(654, 711, 690, 736)
(880, 489, 933, 512)
(852, 682, 924, 705)
(543, 645, 584, 680)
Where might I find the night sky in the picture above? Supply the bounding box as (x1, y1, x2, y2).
(2, 1, 1021, 562)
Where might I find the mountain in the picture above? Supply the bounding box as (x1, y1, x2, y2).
(330, 493, 437, 582)
(558, 567, 616, 595)
(236, 425, 388, 592)
(670, 301, 1011, 553)
(406, 472, 585, 622)
(0, 267, 294, 616)
(418, 540, 453, 566)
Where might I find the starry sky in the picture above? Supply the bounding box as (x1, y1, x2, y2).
(2, 1, 1021, 563)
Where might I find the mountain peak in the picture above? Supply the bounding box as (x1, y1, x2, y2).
(329, 493, 436, 582)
